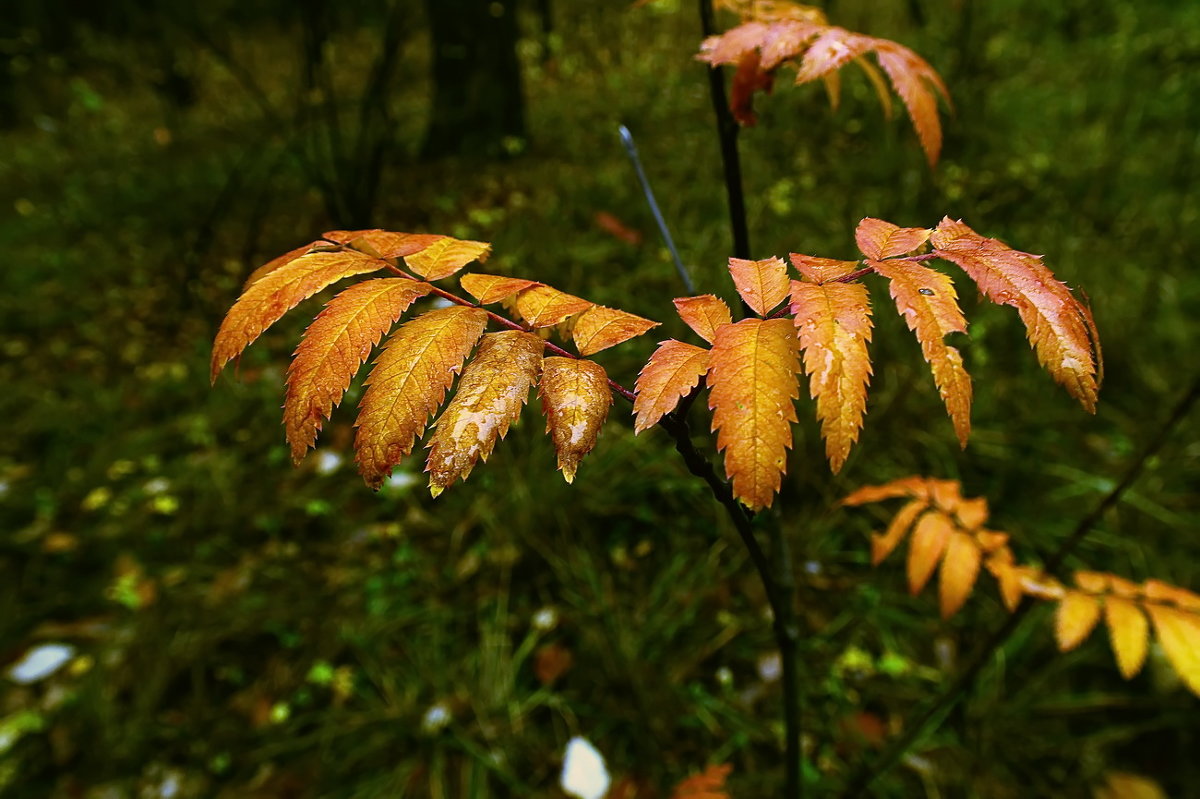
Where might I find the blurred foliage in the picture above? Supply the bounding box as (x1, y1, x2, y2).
(1, 0, 1198, 796)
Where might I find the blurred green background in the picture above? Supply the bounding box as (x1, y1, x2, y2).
(2, 0, 1198, 796)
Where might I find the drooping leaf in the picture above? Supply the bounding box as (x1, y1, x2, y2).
(673, 295, 733, 344)
(514, 286, 595, 328)
(708, 319, 800, 510)
(353, 307, 488, 488)
(729, 256, 790, 316)
(243, 240, 324, 289)
(633, 340, 711, 433)
(730, 48, 773, 126)
(940, 531, 981, 618)
(872, 40, 951, 167)
(930, 218, 1100, 411)
(459, 273, 542, 305)
(871, 259, 972, 445)
(425, 331, 544, 496)
(671, 763, 732, 799)
(572, 306, 660, 356)
(789, 280, 873, 472)
(284, 278, 433, 463)
(789, 253, 859, 283)
(854, 56, 893, 119)
(1104, 596, 1149, 680)
(1056, 591, 1103, 651)
(1145, 604, 1200, 695)
(793, 27, 875, 84)
(539, 358, 613, 483)
(322, 229, 446, 259)
(212, 249, 388, 382)
(907, 510, 952, 594)
(855, 218, 930, 260)
(405, 237, 492, 281)
(871, 499, 927, 565)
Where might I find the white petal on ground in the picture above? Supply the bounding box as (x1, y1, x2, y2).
(560, 736, 610, 799)
(7, 644, 75, 684)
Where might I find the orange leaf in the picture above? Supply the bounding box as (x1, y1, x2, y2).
(673, 295, 733, 344)
(1056, 590, 1102, 651)
(322, 229, 446, 259)
(459, 273, 542, 305)
(284, 278, 432, 463)
(794, 27, 875, 84)
(671, 763, 732, 799)
(514, 286, 594, 328)
(855, 218, 930, 260)
(730, 48, 774, 126)
(243, 240, 324, 290)
(211, 249, 388, 382)
(425, 331, 544, 496)
(789, 253, 859, 283)
(633, 340, 711, 434)
(954, 497, 988, 530)
(539, 358, 613, 483)
(1142, 579, 1200, 611)
(907, 510, 952, 594)
(789, 280, 873, 472)
(708, 319, 800, 510)
(1104, 596, 1149, 679)
(939, 531, 981, 618)
(871, 259, 972, 445)
(572, 306, 660, 356)
(729, 256, 791, 315)
(930, 218, 1100, 411)
(405, 237, 492, 281)
(871, 499, 927, 565)
(760, 18, 826, 69)
(872, 40, 950, 167)
(353, 307, 488, 488)
(1145, 604, 1200, 695)
(841, 476, 932, 506)
(1074, 571, 1110, 594)
(1094, 772, 1167, 799)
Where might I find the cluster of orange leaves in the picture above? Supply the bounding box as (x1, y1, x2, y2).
(211, 229, 658, 494)
(699, 0, 951, 165)
(635, 216, 1100, 511)
(843, 477, 1200, 696)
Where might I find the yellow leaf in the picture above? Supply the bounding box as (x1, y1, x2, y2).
(1056, 590, 1102, 651)
(284, 278, 432, 463)
(1104, 596, 1149, 679)
(871, 258, 972, 446)
(405, 237, 492, 281)
(459, 273, 542, 305)
(907, 510, 952, 595)
(353, 307, 488, 488)
(729, 256, 791, 316)
(212, 249, 388, 382)
(708, 319, 801, 510)
(789, 280, 873, 472)
(1094, 772, 1167, 799)
(242, 240, 324, 290)
(870, 499, 927, 566)
(939, 531, 981, 618)
(841, 475, 933, 506)
(633, 340, 711, 434)
(673, 295, 733, 344)
(1145, 604, 1200, 696)
(572, 306, 659, 356)
(539, 358, 613, 483)
(514, 286, 594, 328)
(425, 331, 544, 495)
(322, 229, 446, 259)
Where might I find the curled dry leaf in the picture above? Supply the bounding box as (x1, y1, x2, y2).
(673, 295, 733, 344)
(539, 358, 613, 483)
(425, 331, 544, 496)
(285, 278, 432, 463)
(708, 318, 800, 510)
(633, 340, 710, 433)
(572, 306, 659, 356)
(212, 249, 389, 382)
(353, 307, 489, 488)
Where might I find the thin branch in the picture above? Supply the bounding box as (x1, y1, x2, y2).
(618, 125, 696, 294)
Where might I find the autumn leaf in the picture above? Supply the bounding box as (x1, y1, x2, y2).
(840, 475, 933, 506)
(930, 218, 1100, 411)
(855, 218, 930, 260)
(514, 285, 595, 328)
(671, 763, 732, 799)
(1056, 591, 1103, 651)
(789, 253, 859, 283)
(539, 357, 613, 483)
(673, 295, 733, 344)
(730, 48, 774, 125)
(1104, 596, 1149, 679)
(789, 279, 873, 472)
(870, 259, 972, 445)
(212, 249, 389, 382)
(907, 510, 952, 594)
(940, 531, 981, 618)
(459, 273, 542, 305)
(729, 256, 790, 316)
(284, 278, 432, 463)
(633, 340, 711, 433)
(872, 40, 951, 168)
(242, 240, 324, 289)
(572, 306, 659, 356)
(1144, 604, 1200, 695)
(793, 27, 875, 84)
(425, 331, 544, 496)
(405, 237, 492, 281)
(353, 306, 488, 488)
(708, 318, 800, 510)
(322, 229, 446, 259)
(871, 498, 927, 565)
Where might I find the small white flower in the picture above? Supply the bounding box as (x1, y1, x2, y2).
(532, 607, 559, 632)
(560, 737, 610, 799)
(758, 652, 782, 683)
(421, 703, 452, 733)
(7, 644, 75, 684)
(142, 477, 170, 495)
(315, 451, 343, 475)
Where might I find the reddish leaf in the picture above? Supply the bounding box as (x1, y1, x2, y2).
(593, 211, 643, 245)
(729, 256, 791, 315)
(708, 319, 801, 510)
(730, 48, 774, 125)
(793, 27, 875, 84)
(633, 340, 711, 433)
(855, 218, 930, 260)
(673, 295, 733, 344)
(872, 40, 951, 167)
(353, 307, 488, 488)
(539, 358, 612, 483)
(572, 306, 659, 356)
(285, 278, 432, 463)
(671, 763, 732, 799)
